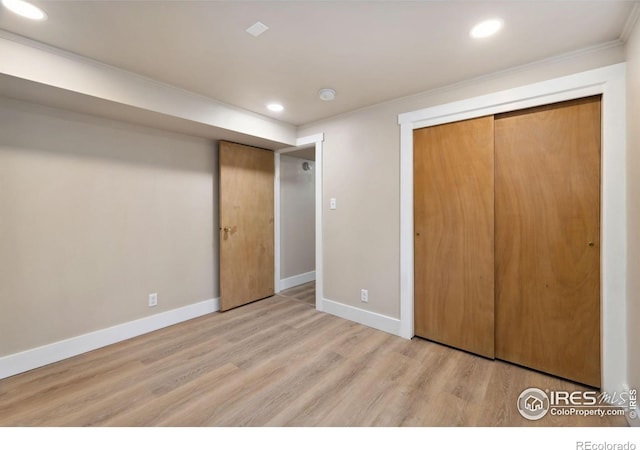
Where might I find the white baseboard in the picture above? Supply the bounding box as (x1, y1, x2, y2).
(322, 298, 400, 336)
(280, 270, 316, 291)
(0, 297, 219, 380)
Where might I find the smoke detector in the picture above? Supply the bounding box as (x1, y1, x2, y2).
(318, 88, 336, 101)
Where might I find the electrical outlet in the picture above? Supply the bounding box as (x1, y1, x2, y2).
(148, 293, 158, 307)
(360, 289, 368, 303)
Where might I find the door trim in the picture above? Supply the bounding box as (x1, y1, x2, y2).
(275, 133, 325, 312)
(398, 63, 627, 395)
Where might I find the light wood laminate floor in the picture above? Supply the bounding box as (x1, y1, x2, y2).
(277, 281, 316, 307)
(0, 283, 627, 426)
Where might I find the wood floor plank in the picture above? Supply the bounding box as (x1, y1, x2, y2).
(92, 363, 240, 427)
(365, 340, 446, 426)
(271, 329, 394, 426)
(0, 282, 628, 427)
(278, 282, 316, 307)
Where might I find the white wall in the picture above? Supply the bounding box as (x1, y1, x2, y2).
(0, 98, 217, 357)
(280, 154, 315, 284)
(625, 16, 640, 411)
(299, 44, 625, 319)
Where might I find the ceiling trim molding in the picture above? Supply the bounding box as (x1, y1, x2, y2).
(620, 2, 640, 42)
(299, 39, 624, 129)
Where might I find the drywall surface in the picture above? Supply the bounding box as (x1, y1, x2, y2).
(0, 98, 217, 356)
(280, 154, 315, 280)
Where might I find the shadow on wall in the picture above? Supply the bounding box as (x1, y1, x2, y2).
(0, 97, 217, 173)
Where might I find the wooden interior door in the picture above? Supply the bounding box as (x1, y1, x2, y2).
(494, 96, 601, 387)
(413, 116, 495, 358)
(219, 141, 274, 311)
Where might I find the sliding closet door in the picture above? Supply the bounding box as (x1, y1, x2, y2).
(494, 96, 601, 387)
(414, 116, 495, 358)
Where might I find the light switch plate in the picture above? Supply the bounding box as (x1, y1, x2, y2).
(330, 198, 337, 210)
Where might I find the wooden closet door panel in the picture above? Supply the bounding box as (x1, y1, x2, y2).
(414, 116, 495, 358)
(494, 96, 601, 387)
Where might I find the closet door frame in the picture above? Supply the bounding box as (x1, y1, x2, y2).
(398, 63, 627, 395)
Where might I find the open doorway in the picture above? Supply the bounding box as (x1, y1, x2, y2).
(274, 133, 324, 311)
(276, 144, 316, 306)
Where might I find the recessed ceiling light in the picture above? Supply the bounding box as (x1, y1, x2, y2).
(2, 0, 47, 21)
(318, 88, 336, 101)
(267, 103, 284, 112)
(246, 21, 269, 37)
(470, 18, 503, 39)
